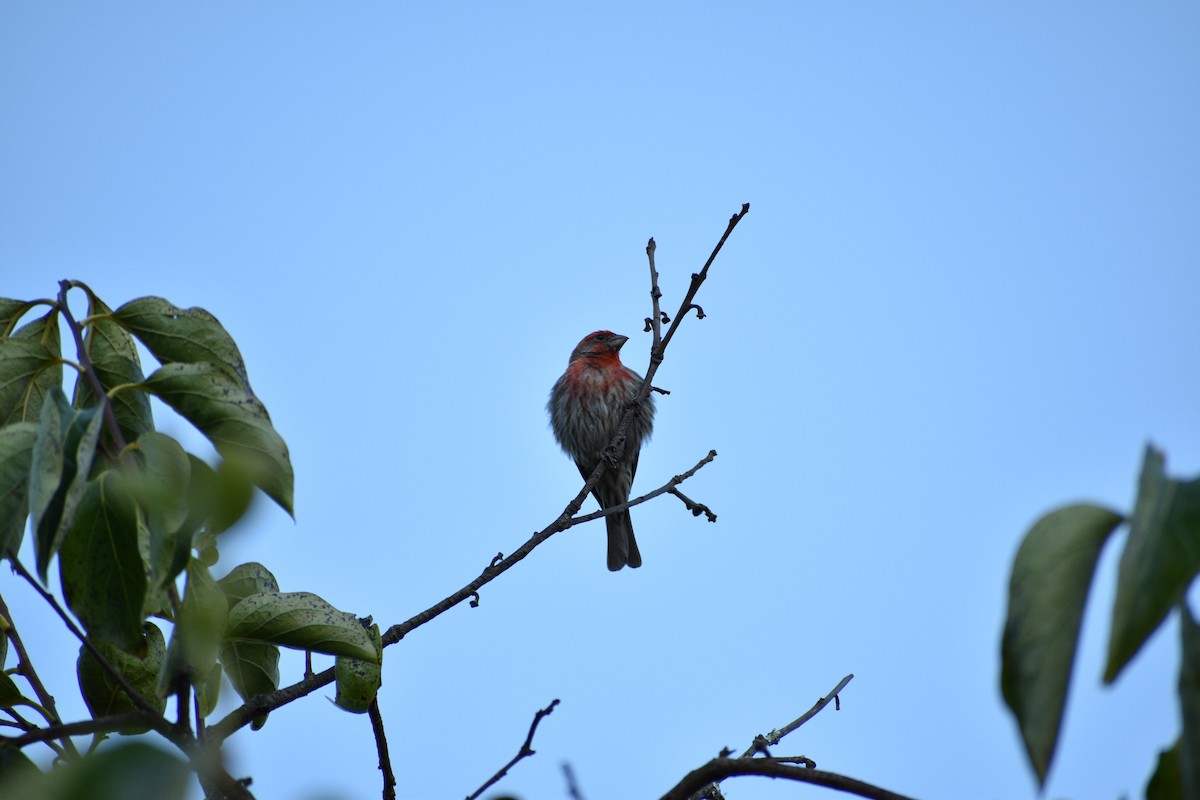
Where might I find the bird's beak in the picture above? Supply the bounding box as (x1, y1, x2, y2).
(612, 334, 629, 350)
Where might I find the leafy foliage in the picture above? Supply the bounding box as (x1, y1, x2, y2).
(0, 281, 375, 799)
(1003, 445, 1200, 797)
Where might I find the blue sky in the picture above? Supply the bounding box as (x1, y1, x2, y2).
(3, 3, 1199, 799)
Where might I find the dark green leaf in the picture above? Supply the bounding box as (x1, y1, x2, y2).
(1106, 447, 1200, 682)
(1147, 740, 1183, 800)
(59, 472, 146, 653)
(219, 639, 279, 726)
(1180, 604, 1200, 798)
(76, 624, 166, 731)
(0, 311, 63, 425)
(73, 294, 153, 442)
(0, 671, 25, 708)
(0, 298, 38, 338)
(29, 392, 66, 569)
(138, 362, 293, 516)
(334, 622, 382, 714)
(0, 748, 39, 784)
(0, 422, 38, 556)
(0, 741, 187, 800)
(113, 297, 249, 383)
(226, 591, 377, 662)
(159, 561, 227, 698)
(32, 391, 105, 580)
(1001, 503, 1124, 786)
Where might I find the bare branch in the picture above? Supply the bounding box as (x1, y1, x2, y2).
(571, 450, 717, 527)
(465, 699, 560, 800)
(211, 207, 747, 743)
(662, 759, 917, 800)
(647, 237, 664, 347)
(747, 673, 855, 754)
(689, 674, 857, 800)
(658, 203, 748, 355)
(368, 699, 396, 800)
(668, 487, 716, 522)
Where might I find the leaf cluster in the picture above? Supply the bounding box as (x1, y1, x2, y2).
(1002, 445, 1200, 798)
(0, 283, 380, 798)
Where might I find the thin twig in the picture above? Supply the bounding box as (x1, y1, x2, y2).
(465, 699, 560, 800)
(646, 237, 664, 347)
(368, 699, 396, 800)
(571, 451, 717, 526)
(662, 759, 916, 800)
(667, 487, 716, 522)
(747, 674, 854, 754)
(56, 280, 127, 453)
(658, 204, 749, 354)
(562, 762, 586, 800)
(688, 674, 856, 800)
(0, 590, 80, 758)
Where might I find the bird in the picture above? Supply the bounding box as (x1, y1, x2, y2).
(548, 330, 655, 570)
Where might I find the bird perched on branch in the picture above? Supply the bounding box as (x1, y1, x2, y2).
(548, 331, 655, 570)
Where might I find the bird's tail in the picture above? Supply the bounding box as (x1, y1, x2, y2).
(606, 511, 642, 571)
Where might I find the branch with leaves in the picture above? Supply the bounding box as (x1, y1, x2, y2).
(209, 208, 751, 749)
(0, 207, 755, 799)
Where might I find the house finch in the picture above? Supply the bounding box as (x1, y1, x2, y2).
(548, 330, 656, 571)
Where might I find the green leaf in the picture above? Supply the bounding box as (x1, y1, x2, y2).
(0, 311, 63, 425)
(0, 298, 38, 338)
(1106, 447, 1200, 682)
(1001, 503, 1124, 786)
(1147, 740, 1183, 800)
(0, 422, 38, 556)
(138, 362, 293, 516)
(127, 433, 192, 594)
(219, 640, 279, 727)
(226, 591, 377, 662)
(76, 623, 167, 731)
(59, 472, 146, 653)
(113, 296, 249, 384)
(195, 661, 222, 718)
(160, 561, 227, 698)
(29, 393, 67, 568)
(73, 294, 153, 442)
(0, 747, 39, 785)
(216, 562, 282, 727)
(217, 561, 280, 604)
(334, 621, 382, 714)
(0, 741, 187, 800)
(1180, 603, 1200, 798)
(32, 391, 105, 580)
(0, 671, 26, 708)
